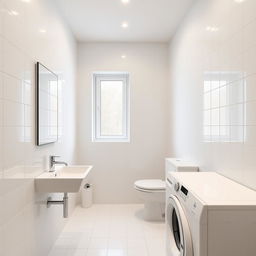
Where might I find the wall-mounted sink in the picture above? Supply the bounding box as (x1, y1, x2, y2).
(35, 165, 93, 193)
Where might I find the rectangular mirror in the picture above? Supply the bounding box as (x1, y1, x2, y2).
(36, 62, 58, 146)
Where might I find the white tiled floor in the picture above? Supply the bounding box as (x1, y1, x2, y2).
(48, 204, 165, 256)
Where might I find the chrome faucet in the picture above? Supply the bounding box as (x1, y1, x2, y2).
(49, 155, 68, 172)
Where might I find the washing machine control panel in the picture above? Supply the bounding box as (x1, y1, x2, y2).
(181, 185, 188, 196)
(179, 185, 189, 201)
(167, 177, 189, 201)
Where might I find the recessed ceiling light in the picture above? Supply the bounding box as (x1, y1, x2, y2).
(121, 0, 130, 4)
(39, 29, 47, 33)
(9, 10, 19, 16)
(206, 26, 219, 32)
(21, 0, 31, 2)
(121, 22, 129, 29)
(121, 55, 126, 59)
(234, 0, 245, 3)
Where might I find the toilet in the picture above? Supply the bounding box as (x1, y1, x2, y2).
(134, 179, 166, 221)
(134, 158, 198, 221)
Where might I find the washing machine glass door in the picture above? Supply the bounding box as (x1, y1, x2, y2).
(166, 195, 193, 256)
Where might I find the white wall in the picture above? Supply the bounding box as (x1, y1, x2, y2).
(77, 43, 168, 203)
(0, 0, 77, 255)
(168, 0, 256, 190)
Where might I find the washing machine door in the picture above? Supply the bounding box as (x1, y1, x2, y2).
(166, 195, 193, 256)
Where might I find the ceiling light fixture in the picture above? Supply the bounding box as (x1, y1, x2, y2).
(121, 22, 129, 29)
(234, 0, 245, 3)
(39, 29, 47, 33)
(206, 26, 219, 32)
(21, 0, 31, 2)
(121, 55, 126, 59)
(121, 0, 130, 4)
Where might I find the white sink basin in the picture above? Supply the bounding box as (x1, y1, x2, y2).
(35, 165, 93, 193)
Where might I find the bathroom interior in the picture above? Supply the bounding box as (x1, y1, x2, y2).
(1, 0, 256, 255)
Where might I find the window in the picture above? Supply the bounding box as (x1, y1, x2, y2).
(92, 72, 130, 142)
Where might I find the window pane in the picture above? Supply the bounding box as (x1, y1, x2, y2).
(100, 80, 124, 136)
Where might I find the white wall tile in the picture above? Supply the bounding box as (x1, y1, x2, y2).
(23, 56, 34, 85)
(22, 81, 32, 105)
(2, 38, 24, 80)
(3, 100, 24, 126)
(229, 81, 244, 105)
(244, 45, 256, 77)
(0, 117, 3, 173)
(230, 126, 244, 143)
(0, 73, 3, 99)
(0, 99, 3, 124)
(204, 92, 211, 109)
(0, 1, 3, 37)
(245, 101, 256, 125)
(2, 126, 25, 169)
(0, 225, 3, 256)
(3, 74, 23, 103)
(0, 36, 3, 72)
(244, 126, 256, 147)
(243, 20, 256, 50)
(221, 106, 231, 126)
(230, 104, 244, 126)
(243, 0, 256, 26)
(245, 75, 256, 102)
(211, 108, 219, 126)
(211, 89, 219, 108)
(24, 104, 32, 126)
(2, 0, 26, 49)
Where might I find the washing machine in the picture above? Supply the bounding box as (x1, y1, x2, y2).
(166, 172, 256, 256)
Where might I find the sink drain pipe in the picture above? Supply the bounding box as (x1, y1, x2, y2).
(47, 193, 69, 218)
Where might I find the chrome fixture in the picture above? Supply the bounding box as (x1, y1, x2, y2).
(47, 193, 69, 218)
(49, 155, 68, 172)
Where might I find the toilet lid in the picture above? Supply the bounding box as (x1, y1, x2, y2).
(135, 179, 166, 191)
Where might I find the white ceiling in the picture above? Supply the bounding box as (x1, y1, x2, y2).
(54, 0, 195, 43)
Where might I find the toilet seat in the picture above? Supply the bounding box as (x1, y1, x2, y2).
(134, 179, 166, 192)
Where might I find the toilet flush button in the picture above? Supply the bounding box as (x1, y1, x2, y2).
(174, 182, 180, 191)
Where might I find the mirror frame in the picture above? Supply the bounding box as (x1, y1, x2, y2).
(35, 62, 58, 146)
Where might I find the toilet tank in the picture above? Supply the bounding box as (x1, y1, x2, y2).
(165, 158, 199, 177)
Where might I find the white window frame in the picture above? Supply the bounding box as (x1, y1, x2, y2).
(92, 72, 130, 142)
